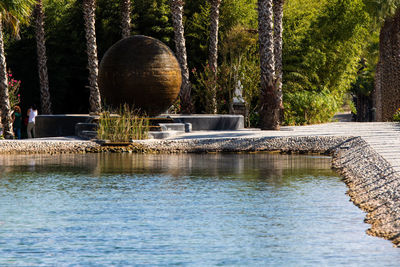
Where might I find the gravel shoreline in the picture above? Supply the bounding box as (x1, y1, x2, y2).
(0, 139, 100, 154)
(1, 135, 399, 246)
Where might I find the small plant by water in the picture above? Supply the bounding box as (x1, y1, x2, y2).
(97, 105, 149, 142)
(393, 108, 400, 122)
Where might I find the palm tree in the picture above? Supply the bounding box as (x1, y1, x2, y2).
(170, 0, 192, 114)
(83, 0, 101, 114)
(273, 0, 284, 119)
(34, 0, 52, 114)
(0, 0, 36, 138)
(208, 0, 222, 114)
(374, 60, 382, 121)
(374, 8, 400, 121)
(365, 0, 400, 121)
(258, 0, 280, 130)
(120, 0, 131, 39)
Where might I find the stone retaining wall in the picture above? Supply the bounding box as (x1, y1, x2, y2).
(332, 137, 400, 247)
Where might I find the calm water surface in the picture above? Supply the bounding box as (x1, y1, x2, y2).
(0, 153, 399, 266)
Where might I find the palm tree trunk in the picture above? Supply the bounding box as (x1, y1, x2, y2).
(273, 0, 284, 119)
(34, 0, 52, 115)
(170, 0, 192, 114)
(374, 10, 400, 121)
(373, 62, 382, 121)
(208, 0, 221, 114)
(120, 0, 131, 39)
(0, 17, 13, 138)
(83, 0, 102, 114)
(258, 0, 280, 130)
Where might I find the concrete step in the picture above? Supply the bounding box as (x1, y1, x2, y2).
(79, 130, 98, 140)
(149, 131, 177, 139)
(75, 123, 98, 139)
(159, 123, 185, 132)
(75, 123, 97, 135)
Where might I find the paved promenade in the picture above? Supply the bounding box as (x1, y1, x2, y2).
(171, 122, 400, 173)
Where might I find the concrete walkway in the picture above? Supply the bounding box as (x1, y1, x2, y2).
(170, 122, 400, 172)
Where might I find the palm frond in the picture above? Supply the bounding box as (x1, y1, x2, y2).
(0, 0, 37, 37)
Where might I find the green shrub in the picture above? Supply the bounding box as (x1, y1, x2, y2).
(192, 63, 218, 114)
(283, 89, 340, 125)
(7, 71, 21, 110)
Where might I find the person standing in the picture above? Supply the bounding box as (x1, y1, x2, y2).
(27, 104, 38, 138)
(12, 105, 22, 139)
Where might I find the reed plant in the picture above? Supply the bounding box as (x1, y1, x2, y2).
(97, 104, 149, 142)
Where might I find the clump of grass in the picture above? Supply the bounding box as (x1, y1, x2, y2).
(97, 104, 149, 142)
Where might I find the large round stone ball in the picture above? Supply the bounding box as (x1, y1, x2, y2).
(98, 35, 182, 116)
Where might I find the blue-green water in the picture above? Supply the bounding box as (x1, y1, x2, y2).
(0, 153, 399, 266)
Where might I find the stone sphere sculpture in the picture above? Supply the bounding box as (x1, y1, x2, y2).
(98, 35, 182, 116)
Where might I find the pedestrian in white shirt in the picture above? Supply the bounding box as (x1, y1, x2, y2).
(27, 104, 38, 138)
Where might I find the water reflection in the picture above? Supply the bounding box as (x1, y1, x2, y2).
(0, 153, 399, 266)
(0, 153, 337, 197)
(0, 153, 334, 179)
(0, 154, 100, 174)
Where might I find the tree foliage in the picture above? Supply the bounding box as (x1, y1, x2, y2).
(1, 0, 389, 125)
(282, 0, 371, 124)
(133, 0, 173, 45)
(0, 0, 36, 138)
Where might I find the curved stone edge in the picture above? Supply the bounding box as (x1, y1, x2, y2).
(331, 137, 400, 247)
(0, 135, 399, 246)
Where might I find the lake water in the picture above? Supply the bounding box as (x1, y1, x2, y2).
(0, 153, 399, 266)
